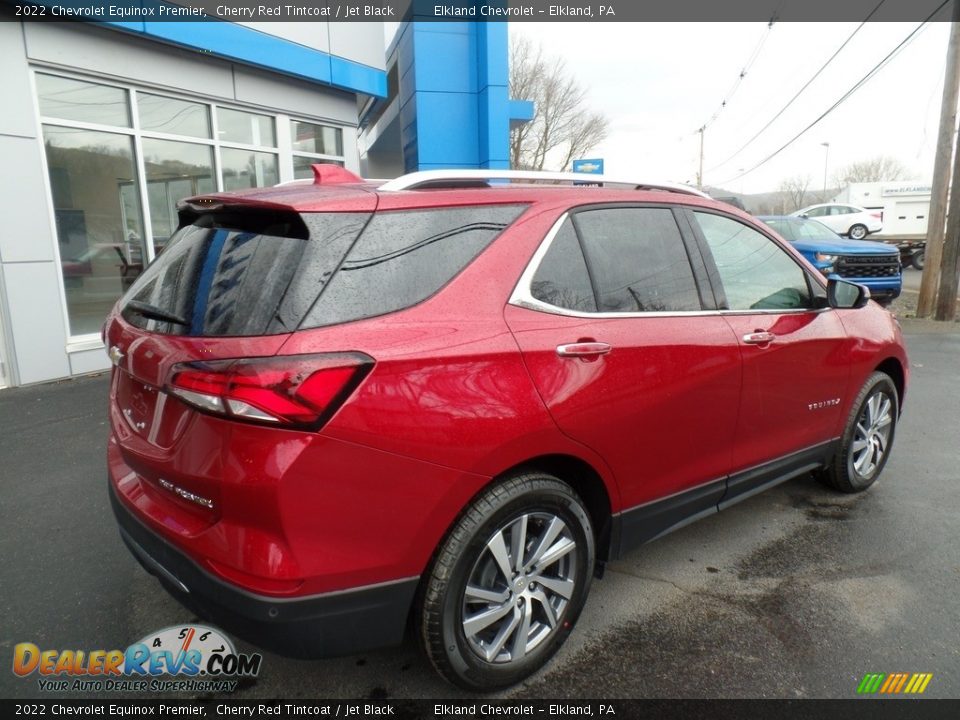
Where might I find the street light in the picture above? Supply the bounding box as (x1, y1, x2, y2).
(821, 142, 830, 200)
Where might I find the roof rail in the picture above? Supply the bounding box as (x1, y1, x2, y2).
(377, 169, 709, 198)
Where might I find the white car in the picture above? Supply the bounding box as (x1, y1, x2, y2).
(790, 203, 883, 240)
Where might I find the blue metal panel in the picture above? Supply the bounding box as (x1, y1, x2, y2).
(509, 99, 535, 123)
(403, 21, 513, 171)
(331, 56, 388, 97)
(14, 0, 388, 98)
(476, 22, 508, 92)
(479, 85, 510, 168)
(412, 28, 478, 94)
(414, 92, 479, 166)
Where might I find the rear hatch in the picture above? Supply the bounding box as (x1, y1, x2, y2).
(105, 201, 375, 520)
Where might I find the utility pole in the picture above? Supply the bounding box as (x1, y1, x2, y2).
(936, 139, 960, 319)
(918, 0, 960, 318)
(821, 142, 830, 201)
(698, 126, 705, 190)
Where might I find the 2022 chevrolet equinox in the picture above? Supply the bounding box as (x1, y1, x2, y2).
(106, 165, 907, 689)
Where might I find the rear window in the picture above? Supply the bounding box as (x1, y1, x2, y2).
(120, 204, 525, 336)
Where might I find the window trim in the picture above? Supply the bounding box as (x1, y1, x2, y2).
(510, 204, 713, 319)
(510, 205, 832, 320)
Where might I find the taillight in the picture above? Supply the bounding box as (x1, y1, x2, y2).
(870, 212, 882, 219)
(168, 353, 373, 430)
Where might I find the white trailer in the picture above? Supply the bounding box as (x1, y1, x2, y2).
(833, 181, 932, 239)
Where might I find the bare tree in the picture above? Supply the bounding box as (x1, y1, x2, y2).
(835, 156, 908, 184)
(509, 36, 610, 171)
(779, 175, 812, 213)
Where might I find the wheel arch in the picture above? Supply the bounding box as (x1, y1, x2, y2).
(498, 454, 615, 564)
(875, 356, 906, 411)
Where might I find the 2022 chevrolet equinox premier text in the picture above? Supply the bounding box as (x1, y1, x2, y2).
(106, 165, 908, 689)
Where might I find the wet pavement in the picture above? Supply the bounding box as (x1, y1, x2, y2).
(2, 321, 958, 700)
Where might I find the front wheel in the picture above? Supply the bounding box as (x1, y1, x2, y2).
(817, 371, 899, 493)
(419, 473, 594, 689)
(849, 223, 868, 240)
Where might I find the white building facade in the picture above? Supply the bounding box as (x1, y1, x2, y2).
(0, 18, 386, 388)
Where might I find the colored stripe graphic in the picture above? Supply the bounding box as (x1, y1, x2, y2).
(857, 672, 932, 694)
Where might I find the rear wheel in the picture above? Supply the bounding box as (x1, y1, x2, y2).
(911, 249, 925, 270)
(419, 473, 594, 689)
(849, 223, 868, 240)
(817, 371, 898, 493)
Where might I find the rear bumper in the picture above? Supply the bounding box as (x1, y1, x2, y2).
(109, 481, 419, 659)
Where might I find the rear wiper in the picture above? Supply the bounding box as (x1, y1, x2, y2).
(125, 300, 189, 326)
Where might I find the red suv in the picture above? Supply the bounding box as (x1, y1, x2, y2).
(106, 165, 907, 689)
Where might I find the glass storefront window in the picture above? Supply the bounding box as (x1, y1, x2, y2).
(37, 74, 130, 127)
(222, 148, 279, 190)
(43, 125, 145, 336)
(218, 108, 276, 147)
(291, 120, 343, 156)
(138, 93, 211, 139)
(142, 138, 215, 250)
(36, 72, 349, 340)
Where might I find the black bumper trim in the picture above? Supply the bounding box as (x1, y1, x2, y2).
(109, 481, 419, 659)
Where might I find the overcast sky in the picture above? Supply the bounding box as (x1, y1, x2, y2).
(510, 22, 949, 194)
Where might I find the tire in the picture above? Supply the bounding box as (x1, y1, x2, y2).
(419, 472, 595, 690)
(912, 250, 925, 270)
(849, 224, 868, 240)
(817, 371, 899, 493)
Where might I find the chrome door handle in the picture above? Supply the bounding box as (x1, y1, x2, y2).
(556, 342, 612, 358)
(742, 331, 776, 345)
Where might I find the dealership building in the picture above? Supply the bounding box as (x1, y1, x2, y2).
(0, 15, 530, 388)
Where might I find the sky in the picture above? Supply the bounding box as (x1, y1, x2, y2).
(509, 21, 950, 194)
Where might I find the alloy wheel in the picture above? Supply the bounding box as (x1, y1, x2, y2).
(461, 512, 578, 664)
(851, 390, 893, 479)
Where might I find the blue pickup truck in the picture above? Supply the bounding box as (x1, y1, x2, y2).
(758, 215, 902, 305)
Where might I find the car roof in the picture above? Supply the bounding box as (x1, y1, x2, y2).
(181, 166, 744, 216)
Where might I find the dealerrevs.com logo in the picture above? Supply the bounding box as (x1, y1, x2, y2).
(12, 625, 262, 693)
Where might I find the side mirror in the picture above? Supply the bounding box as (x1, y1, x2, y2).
(800, 213, 809, 219)
(827, 278, 870, 309)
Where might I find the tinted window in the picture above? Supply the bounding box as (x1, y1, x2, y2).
(120, 211, 368, 336)
(763, 219, 794, 241)
(575, 208, 701, 313)
(530, 219, 597, 312)
(694, 212, 812, 311)
(793, 219, 839, 241)
(304, 205, 526, 327)
(805, 207, 827, 217)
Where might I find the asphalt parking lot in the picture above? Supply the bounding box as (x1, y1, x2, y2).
(2, 320, 958, 700)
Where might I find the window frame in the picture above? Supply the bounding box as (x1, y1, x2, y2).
(510, 202, 717, 319)
(31, 66, 350, 343)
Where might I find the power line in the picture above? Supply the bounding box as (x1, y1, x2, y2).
(715, 1, 950, 187)
(707, 0, 888, 174)
(694, 11, 780, 134)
